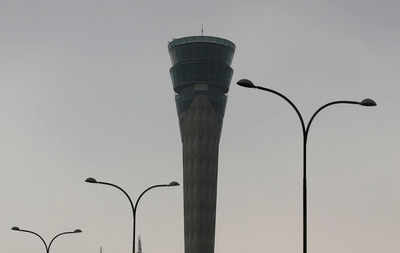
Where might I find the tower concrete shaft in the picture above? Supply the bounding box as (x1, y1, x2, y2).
(168, 36, 235, 253)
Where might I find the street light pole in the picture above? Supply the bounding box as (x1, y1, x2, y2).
(237, 79, 376, 253)
(11, 226, 82, 253)
(85, 178, 179, 253)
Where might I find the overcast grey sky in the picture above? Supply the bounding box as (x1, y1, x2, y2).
(1, 1, 398, 253)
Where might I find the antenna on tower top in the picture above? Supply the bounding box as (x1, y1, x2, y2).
(201, 24, 204, 36)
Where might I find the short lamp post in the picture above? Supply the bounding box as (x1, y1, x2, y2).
(237, 78, 376, 253)
(85, 177, 179, 253)
(11, 226, 82, 253)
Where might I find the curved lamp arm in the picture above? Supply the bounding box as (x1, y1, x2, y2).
(305, 100, 360, 139)
(95, 181, 135, 213)
(11, 227, 48, 253)
(133, 181, 179, 253)
(86, 180, 135, 253)
(47, 229, 82, 252)
(255, 85, 307, 136)
(237, 79, 376, 141)
(237, 79, 306, 137)
(134, 184, 172, 210)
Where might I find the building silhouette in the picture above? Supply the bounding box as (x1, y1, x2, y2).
(168, 36, 235, 253)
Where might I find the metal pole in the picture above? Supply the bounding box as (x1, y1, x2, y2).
(237, 78, 375, 253)
(11, 227, 81, 253)
(85, 179, 179, 253)
(303, 134, 307, 253)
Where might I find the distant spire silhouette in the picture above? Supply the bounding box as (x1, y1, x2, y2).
(201, 24, 204, 36)
(100, 246, 103, 253)
(137, 236, 142, 253)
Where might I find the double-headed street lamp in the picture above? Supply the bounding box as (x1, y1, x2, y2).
(237, 79, 376, 253)
(11, 226, 82, 253)
(85, 177, 179, 253)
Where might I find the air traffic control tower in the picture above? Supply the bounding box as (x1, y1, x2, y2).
(168, 36, 235, 253)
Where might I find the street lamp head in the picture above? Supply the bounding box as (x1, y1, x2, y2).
(85, 177, 97, 183)
(11, 226, 20, 231)
(169, 181, 180, 186)
(360, 98, 377, 107)
(73, 229, 82, 233)
(237, 79, 256, 88)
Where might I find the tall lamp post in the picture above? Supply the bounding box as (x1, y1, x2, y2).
(85, 177, 179, 253)
(11, 226, 82, 253)
(237, 79, 376, 253)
